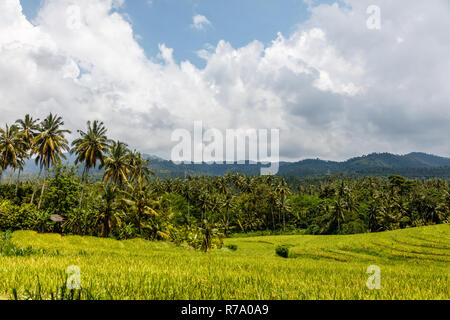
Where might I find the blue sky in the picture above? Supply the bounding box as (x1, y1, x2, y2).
(20, 0, 337, 67)
(9, 0, 450, 160)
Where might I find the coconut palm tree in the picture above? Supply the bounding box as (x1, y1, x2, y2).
(328, 197, 346, 234)
(15, 114, 40, 150)
(199, 220, 223, 253)
(267, 190, 278, 229)
(128, 150, 153, 183)
(0, 124, 27, 185)
(220, 192, 235, 234)
(101, 183, 119, 237)
(275, 178, 291, 231)
(15, 157, 26, 195)
(30, 113, 71, 208)
(101, 141, 130, 186)
(71, 120, 111, 207)
(71, 120, 111, 180)
(15, 115, 40, 189)
(122, 179, 159, 235)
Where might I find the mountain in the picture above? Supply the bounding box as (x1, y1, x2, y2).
(346, 152, 450, 169)
(279, 152, 450, 178)
(7, 152, 450, 179)
(147, 152, 450, 178)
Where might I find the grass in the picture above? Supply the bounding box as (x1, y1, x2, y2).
(0, 224, 449, 300)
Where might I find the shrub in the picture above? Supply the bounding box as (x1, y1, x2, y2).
(0, 184, 34, 205)
(275, 245, 291, 258)
(0, 201, 48, 231)
(42, 164, 81, 215)
(227, 244, 238, 251)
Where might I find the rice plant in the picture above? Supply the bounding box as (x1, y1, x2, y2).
(0, 224, 448, 300)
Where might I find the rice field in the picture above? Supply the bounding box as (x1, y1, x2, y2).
(0, 224, 449, 300)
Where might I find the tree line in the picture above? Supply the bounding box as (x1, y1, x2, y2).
(0, 114, 449, 250)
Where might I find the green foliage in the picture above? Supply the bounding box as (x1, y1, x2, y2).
(42, 163, 81, 215)
(0, 201, 43, 231)
(2, 172, 450, 241)
(275, 245, 291, 258)
(1, 113, 450, 247)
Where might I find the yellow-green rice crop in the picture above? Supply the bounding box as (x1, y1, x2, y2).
(0, 224, 449, 300)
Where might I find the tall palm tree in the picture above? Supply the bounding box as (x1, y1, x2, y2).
(30, 114, 71, 208)
(71, 120, 111, 207)
(220, 193, 235, 234)
(0, 124, 27, 185)
(15, 114, 40, 189)
(101, 141, 130, 186)
(328, 197, 346, 234)
(275, 178, 291, 231)
(15, 114, 40, 150)
(267, 190, 278, 230)
(101, 183, 119, 237)
(128, 150, 153, 183)
(71, 120, 111, 180)
(122, 179, 160, 235)
(198, 191, 211, 220)
(15, 157, 26, 195)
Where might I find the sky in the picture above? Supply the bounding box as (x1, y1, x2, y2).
(19, 0, 326, 67)
(1, 0, 450, 161)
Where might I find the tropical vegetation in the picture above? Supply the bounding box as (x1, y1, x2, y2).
(0, 114, 449, 248)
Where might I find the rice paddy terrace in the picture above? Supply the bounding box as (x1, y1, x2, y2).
(0, 224, 448, 300)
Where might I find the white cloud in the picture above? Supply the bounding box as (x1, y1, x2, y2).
(191, 14, 212, 31)
(1, 0, 450, 161)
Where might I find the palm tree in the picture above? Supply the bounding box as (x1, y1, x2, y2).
(367, 199, 382, 232)
(220, 193, 235, 234)
(101, 183, 119, 237)
(181, 179, 196, 225)
(71, 120, 111, 207)
(15, 115, 40, 187)
(30, 114, 71, 209)
(71, 120, 111, 180)
(267, 190, 278, 230)
(0, 124, 27, 185)
(122, 179, 159, 235)
(200, 220, 223, 253)
(101, 141, 130, 186)
(128, 150, 153, 183)
(198, 192, 211, 220)
(275, 178, 291, 231)
(15, 114, 40, 149)
(328, 197, 346, 234)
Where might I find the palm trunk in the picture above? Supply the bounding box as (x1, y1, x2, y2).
(30, 167, 43, 204)
(78, 169, 88, 209)
(38, 169, 48, 210)
(8, 169, 14, 185)
(138, 208, 142, 235)
(278, 208, 281, 226)
(15, 169, 21, 196)
(187, 200, 190, 225)
(271, 207, 275, 230)
(102, 208, 111, 237)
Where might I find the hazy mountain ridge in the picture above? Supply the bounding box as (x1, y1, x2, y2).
(11, 152, 450, 179)
(147, 152, 450, 178)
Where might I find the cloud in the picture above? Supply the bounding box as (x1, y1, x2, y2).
(1, 0, 450, 161)
(191, 14, 212, 31)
